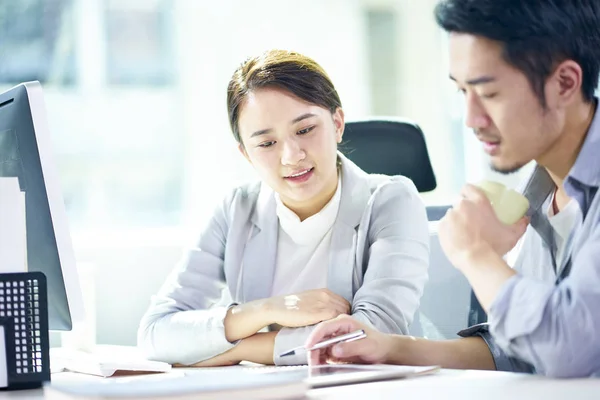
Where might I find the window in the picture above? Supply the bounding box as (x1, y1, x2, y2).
(365, 9, 398, 115)
(0, 0, 77, 85)
(105, 0, 175, 86)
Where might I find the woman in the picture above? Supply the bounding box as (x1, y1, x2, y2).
(137, 50, 429, 366)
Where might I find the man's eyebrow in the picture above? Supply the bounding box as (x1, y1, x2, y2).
(449, 75, 497, 85)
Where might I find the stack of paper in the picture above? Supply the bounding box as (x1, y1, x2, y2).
(0, 177, 26, 273)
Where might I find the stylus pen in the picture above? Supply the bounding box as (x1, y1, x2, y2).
(279, 329, 367, 357)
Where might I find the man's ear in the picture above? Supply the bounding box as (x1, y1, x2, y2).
(238, 143, 251, 163)
(547, 60, 583, 108)
(333, 108, 345, 143)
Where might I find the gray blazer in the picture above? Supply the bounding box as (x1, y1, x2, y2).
(138, 153, 429, 365)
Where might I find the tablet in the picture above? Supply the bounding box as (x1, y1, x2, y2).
(247, 364, 440, 388)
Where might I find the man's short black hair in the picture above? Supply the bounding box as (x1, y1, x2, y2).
(434, 0, 600, 106)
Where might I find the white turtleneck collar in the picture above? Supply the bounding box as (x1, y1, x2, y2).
(275, 173, 342, 246)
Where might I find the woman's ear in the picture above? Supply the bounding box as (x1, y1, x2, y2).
(333, 108, 345, 143)
(238, 143, 251, 163)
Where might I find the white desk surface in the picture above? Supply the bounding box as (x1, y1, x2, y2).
(5, 368, 600, 400)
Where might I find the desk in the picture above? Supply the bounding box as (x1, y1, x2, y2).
(309, 369, 600, 399)
(5, 369, 600, 400)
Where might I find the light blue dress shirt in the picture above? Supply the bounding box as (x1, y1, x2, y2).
(461, 100, 600, 378)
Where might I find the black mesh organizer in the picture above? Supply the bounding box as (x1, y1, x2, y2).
(0, 271, 50, 390)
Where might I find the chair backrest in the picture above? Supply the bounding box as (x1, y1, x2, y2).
(409, 221, 472, 339)
(342, 118, 437, 193)
(344, 118, 473, 338)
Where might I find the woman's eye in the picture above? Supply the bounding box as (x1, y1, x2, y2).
(480, 92, 498, 99)
(297, 126, 315, 135)
(258, 141, 275, 148)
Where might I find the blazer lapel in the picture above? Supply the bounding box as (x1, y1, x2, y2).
(327, 154, 371, 302)
(241, 183, 279, 302)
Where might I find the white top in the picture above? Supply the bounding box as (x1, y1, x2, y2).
(506, 190, 582, 279)
(546, 193, 582, 273)
(271, 176, 342, 296)
(138, 153, 430, 366)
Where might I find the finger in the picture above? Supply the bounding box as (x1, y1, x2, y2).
(329, 338, 372, 361)
(305, 316, 356, 348)
(510, 215, 530, 235)
(335, 298, 351, 313)
(308, 348, 325, 366)
(439, 208, 460, 231)
(316, 300, 349, 321)
(326, 353, 364, 365)
(461, 184, 488, 204)
(325, 295, 351, 316)
(327, 291, 351, 308)
(312, 289, 347, 310)
(451, 193, 464, 209)
(330, 295, 350, 311)
(310, 347, 345, 366)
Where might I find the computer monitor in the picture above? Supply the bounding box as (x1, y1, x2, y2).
(0, 81, 84, 331)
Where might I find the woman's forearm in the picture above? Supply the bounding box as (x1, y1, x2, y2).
(234, 331, 277, 365)
(224, 300, 272, 342)
(186, 331, 278, 367)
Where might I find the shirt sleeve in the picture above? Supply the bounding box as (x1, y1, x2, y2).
(273, 325, 317, 366)
(457, 323, 535, 373)
(352, 178, 430, 334)
(487, 226, 600, 378)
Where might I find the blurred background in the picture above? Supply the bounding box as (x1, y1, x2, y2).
(0, 0, 531, 346)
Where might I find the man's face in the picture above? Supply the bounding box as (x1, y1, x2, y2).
(448, 33, 563, 174)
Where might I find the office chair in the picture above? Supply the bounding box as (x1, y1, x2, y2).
(343, 118, 479, 338)
(342, 118, 436, 193)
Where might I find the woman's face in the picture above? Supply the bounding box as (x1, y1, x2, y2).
(237, 87, 344, 217)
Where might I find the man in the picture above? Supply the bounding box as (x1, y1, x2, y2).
(306, 0, 600, 378)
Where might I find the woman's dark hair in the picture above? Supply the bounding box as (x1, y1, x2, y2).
(435, 0, 600, 107)
(227, 49, 342, 144)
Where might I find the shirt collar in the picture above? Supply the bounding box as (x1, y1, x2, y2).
(565, 98, 600, 189)
(521, 99, 600, 217)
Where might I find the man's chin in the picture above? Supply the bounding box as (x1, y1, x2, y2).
(489, 160, 524, 175)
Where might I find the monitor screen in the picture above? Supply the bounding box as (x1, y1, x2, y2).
(0, 81, 84, 331)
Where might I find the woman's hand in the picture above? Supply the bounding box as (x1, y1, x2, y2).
(305, 315, 393, 365)
(225, 288, 349, 342)
(266, 289, 351, 328)
(181, 353, 241, 368)
(182, 331, 278, 367)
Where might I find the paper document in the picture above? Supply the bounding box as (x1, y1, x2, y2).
(43, 368, 307, 399)
(0, 177, 26, 273)
(0, 325, 7, 388)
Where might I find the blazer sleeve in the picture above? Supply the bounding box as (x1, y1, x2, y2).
(137, 190, 239, 365)
(351, 177, 429, 334)
(273, 178, 430, 366)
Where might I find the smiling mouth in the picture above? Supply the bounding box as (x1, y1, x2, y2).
(285, 168, 313, 178)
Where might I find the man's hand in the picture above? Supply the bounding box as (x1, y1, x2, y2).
(438, 184, 529, 270)
(305, 315, 392, 366)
